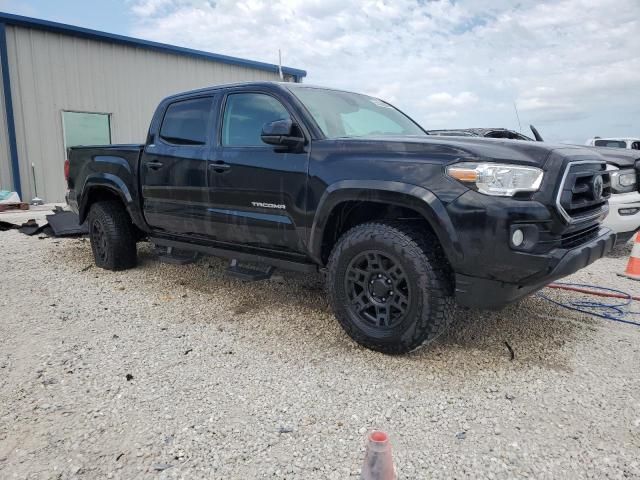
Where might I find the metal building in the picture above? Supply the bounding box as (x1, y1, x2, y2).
(0, 12, 306, 203)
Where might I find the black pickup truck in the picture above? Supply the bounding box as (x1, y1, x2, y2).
(66, 82, 616, 353)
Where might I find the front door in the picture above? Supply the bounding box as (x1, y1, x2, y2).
(141, 96, 216, 235)
(206, 91, 308, 253)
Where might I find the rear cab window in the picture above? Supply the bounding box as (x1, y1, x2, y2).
(159, 97, 214, 145)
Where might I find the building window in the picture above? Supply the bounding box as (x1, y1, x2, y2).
(159, 97, 214, 146)
(62, 111, 111, 148)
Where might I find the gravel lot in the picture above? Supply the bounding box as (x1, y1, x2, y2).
(1, 230, 639, 479)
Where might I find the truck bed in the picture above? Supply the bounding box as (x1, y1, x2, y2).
(66, 144, 144, 222)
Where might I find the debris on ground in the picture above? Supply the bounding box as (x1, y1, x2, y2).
(0, 190, 29, 212)
(0, 220, 16, 231)
(18, 219, 48, 236)
(0, 202, 29, 212)
(504, 340, 515, 361)
(0, 190, 20, 203)
(45, 210, 88, 236)
(0, 208, 87, 237)
(0, 191, 28, 212)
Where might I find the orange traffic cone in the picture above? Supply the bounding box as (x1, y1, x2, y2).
(620, 233, 640, 281)
(361, 431, 397, 480)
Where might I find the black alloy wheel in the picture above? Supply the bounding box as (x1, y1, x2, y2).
(345, 250, 411, 330)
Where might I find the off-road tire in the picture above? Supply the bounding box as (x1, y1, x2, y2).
(87, 200, 137, 271)
(327, 221, 454, 354)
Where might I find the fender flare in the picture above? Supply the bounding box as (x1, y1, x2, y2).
(78, 173, 134, 224)
(308, 180, 463, 267)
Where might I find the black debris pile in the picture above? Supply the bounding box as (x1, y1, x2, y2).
(45, 207, 88, 237)
(0, 220, 16, 231)
(1, 207, 88, 238)
(18, 219, 49, 236)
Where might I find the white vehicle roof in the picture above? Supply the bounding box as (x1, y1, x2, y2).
(585, 137, 640, 148)
(590, 137, 640, 142)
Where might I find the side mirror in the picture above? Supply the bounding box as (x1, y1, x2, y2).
(261, 119, 305, 151)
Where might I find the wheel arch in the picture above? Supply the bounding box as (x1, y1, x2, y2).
(309, 180, 463, 267)
(79, 174, 133, 224)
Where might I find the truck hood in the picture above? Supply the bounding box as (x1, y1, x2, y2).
(340, 135, 607, 168)
(589, 146, 639, 168)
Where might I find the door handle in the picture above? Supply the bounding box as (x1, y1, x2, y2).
(209, 162, 231, 172)
(146, 161, 164, 169)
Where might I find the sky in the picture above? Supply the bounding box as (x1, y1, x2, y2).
(1, 0, 639, 143)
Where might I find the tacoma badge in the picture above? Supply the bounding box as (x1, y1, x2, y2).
(251, 201, 286, 210)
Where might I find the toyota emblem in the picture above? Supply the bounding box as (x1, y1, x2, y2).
(593, 175, 604, 200)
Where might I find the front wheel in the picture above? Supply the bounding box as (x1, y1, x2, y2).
(87, 200, 137, 271)
(326, 222, 453, 354)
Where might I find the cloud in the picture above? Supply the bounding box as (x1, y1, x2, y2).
(127, 0, 640, 142)
(421, 92, 479, 109)
(128, 0, 175, 17)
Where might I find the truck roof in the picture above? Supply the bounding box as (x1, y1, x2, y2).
(162, 81, 378, 102)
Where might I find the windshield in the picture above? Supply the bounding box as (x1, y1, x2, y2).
(290, 87, 426, 138)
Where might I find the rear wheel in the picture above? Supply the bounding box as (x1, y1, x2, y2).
(88, 201, 137, 271)
(327, 222, 453, 354)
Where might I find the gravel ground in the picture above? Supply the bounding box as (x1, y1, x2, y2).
(0, 230, 639, 479)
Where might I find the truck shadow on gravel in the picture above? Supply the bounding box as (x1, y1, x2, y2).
(58, 239, 595, 372)
(427, 297, 595, 371)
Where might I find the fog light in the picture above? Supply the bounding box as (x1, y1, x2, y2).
(619, 207, 640, 216)
(512, 229, 524, 247)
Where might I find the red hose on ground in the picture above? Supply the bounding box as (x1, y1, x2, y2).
(547, 283, 640, 301)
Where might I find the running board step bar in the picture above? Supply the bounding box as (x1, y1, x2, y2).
(149, 236, 318, 273)
(155, 245, 199, 265)
(226, 259, 275, 281)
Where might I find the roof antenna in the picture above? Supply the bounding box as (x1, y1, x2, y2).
(278, 49, 284, 81)
(513, 101, 522, 133)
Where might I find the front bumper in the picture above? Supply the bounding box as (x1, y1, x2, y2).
(603, 191, 640, 244)
(454, 227, 616, 308)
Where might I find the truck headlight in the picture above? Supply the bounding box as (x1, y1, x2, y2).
(610, 168, 637, 193)
(446, 162, 544, 197)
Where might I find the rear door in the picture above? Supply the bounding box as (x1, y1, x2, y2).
(206, 89, 309, 253)
(141, 95, 216, 235)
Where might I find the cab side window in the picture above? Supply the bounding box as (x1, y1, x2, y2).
(159, 97, 214, 146)
(222, 93, 290, 146)
(632, 142, 640, 150)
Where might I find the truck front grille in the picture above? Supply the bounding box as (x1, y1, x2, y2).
(556, 161, 610, 223)
(560, 224, 600, 249)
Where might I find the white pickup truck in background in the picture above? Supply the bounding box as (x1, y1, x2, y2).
(584, 139, 640, 243)
(585, 137, 640, 150)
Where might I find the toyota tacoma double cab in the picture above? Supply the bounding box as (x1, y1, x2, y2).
(66, 82, 616, 354)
